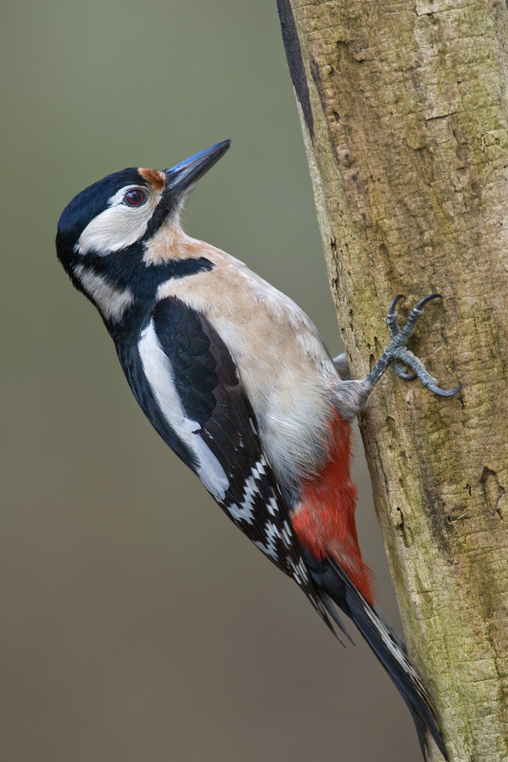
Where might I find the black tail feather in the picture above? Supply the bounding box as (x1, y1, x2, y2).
(321, 595, 355, 646)
(305, 553, 448, 761)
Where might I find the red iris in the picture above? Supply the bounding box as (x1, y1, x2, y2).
(124, 188, 146, 207)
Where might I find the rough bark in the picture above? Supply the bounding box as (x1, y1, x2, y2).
(277, 1, 508, 760)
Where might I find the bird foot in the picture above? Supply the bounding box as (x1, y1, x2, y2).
(367, 294, 461, 397)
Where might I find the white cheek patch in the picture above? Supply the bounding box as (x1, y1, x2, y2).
(73, 265, 134, 321)
(75, 186, 161, 256)
(138, 320, 230, 501)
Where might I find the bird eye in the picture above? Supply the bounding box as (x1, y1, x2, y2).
(124, 188, 147, 207)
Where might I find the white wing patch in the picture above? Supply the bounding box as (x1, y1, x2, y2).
(138, 320, 230, 501)
(73, 265, 134, 321)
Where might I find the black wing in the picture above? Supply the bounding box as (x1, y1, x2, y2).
(149, 296, 330, 620)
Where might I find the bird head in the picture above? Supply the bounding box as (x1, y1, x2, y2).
(56, 140, 231, 324)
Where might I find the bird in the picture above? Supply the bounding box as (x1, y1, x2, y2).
(56, 139, 458, 760)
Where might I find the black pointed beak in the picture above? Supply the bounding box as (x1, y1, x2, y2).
(164, 140, 232, 197)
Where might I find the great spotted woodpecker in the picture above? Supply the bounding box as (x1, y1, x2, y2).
(56, 140, 458, 760)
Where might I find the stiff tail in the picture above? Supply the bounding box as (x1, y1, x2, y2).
(305, 553, 448, 761)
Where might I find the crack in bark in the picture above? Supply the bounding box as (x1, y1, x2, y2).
(480, 467, 505, 519)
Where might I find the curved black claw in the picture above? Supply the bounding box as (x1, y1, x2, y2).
(388, 294, 405, 316)
(428, 382, 461, 397)
(414, 293, 442, 311)
(398, 371, 417, 381)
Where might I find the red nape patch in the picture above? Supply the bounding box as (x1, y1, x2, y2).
(292, 409, 375, 605)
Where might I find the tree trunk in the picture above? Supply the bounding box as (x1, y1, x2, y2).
(276, 1, 508, 759)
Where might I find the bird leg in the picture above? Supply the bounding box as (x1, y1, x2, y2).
(332, 352, 351, 380)
(332, 295, 460, 420)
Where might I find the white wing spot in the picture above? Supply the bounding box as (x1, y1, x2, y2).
(266, 497, 278, 516)
(281, 521, 292, 548)
(226, 476, 258, 524)
(253, 538, 277, 562)
(254, 520, 285, 562)
(289, 557, 310, 585)
(225, 460, 266, 524)
(253, 460, 266, 479)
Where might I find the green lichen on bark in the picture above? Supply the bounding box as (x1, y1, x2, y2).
(277, 0, 508, 759)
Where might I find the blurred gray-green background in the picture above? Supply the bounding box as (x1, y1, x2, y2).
(1, 1, 420, 760)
